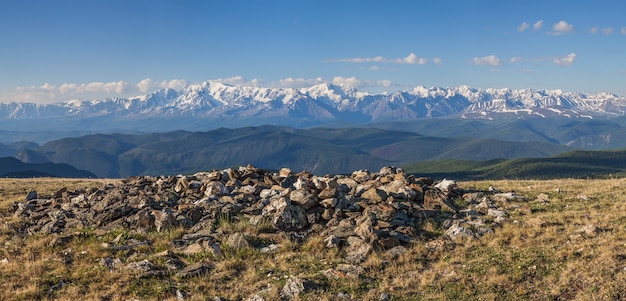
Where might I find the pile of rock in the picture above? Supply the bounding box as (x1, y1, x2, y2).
(12, 165, 519, 263)
(11, 165, 529, 299)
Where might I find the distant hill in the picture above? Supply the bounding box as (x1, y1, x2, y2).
(0, 141, 39, 157)
(404, 148, 626, 180)
(367, 118, 626, 149)
(6, 117, 626, 150)
(0, 157, 96, 178)
(30, 126, 570, 178)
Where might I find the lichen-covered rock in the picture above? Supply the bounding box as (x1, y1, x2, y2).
(273, 204, 308, 231)
(281, 276, 319, 300)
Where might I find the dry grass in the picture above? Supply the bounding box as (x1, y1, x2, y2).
(1, 178, 626, 300)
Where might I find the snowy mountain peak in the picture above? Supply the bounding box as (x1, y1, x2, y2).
(302, 83, 353, 102)
(1, 82, 625, 130)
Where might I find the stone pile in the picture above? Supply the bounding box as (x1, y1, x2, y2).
(11, 165, 521, 298)
(13, 165, 520, 259)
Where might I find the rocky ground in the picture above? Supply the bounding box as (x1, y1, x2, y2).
(5, 165, 528, 300)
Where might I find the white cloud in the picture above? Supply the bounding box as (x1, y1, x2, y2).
(2, 76, 408, 104)
(433, 57, 442, 64)
(275, 77, 326, 88)
(328, 56, 385, 63)
(369, 65, 380, 71)
(473, 55, 501, 66)
(509, 57, 523, 63)
(592, 26, 622, 35)
(549, 20, 574, 35)
(17, 80, 132, 95)
(397, 53, 427, 64)
(212, 76, 262, 87)
(137, 78, 153, 93)
(158, 79, 187, 90)
(517, 22, 529, 32)
(8, 78, 188, 104)
(331, 76, 361, 88)
(327, 53, 428, 65)
(274, 76, 396, 91)
(553, 53, 576, 66)
(533, 20, 543, 30)
(137, 78, 187, 93)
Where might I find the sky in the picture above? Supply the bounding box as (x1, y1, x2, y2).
(1, 0, 626, 104)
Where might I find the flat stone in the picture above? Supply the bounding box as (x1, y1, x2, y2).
(125, 259, 158, 274)
(445, 224, 476, 242)
(100, 257, 123, 271)
(346, 243, 372, 263)
(182, 243, 204, 255)
(176, 262, 213, 278)
(434, 179, 457, 193)
(226, 232, 250, 249)
(361, 188, 387, 203)
(323, 264, 364, 279)
(281, 276, 319, 300)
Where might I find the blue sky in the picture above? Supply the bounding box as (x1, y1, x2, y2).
(1, 0, 626, 103)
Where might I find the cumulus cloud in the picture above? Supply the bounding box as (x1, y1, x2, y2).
(518, 20, 543, 32)
(212, 76, 262, 87)
(433, 57, 443, 64)
(517, 22, 529, 32)
(590, 26, 599, 34)
(159, 79, 187, 90)
(2, 76, 408, 104)
(553, 53, 576, 66)
(7, 78, 188, 104)
(206, 76, 399, 92)
(622, 27, 626, 35)
(274, 77, 397, 91)
(137, 78, 153, 93)
(331, 76, 361, 88)
(603, 27, 614, 35)
(549, 20, 574, 35)
(397, 53, 427, 64)
(509, 57, 524, 63)
(137, 78, 187, 93)
(16, 80, 131, 95)
(473, 55, 501, 66)
(275, 77, 326, 88)
(326, 53, 429, 65)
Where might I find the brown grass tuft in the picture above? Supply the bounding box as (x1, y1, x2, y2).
(2, 178, 626, 299)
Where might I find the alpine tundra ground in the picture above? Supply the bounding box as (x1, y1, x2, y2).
(0, 176, 625, 300)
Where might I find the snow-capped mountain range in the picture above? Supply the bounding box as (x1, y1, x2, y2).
(1, 81, 625, 130)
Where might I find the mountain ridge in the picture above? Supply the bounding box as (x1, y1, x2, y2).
(1, 82, 625, 132)
(0, 157, 96, 178)
(28, 126, 570, 178)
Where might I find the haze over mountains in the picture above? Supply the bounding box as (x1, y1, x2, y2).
(5, 126, 572, 178)
(1, 81, 625, 132)
(3, 82, 626, 178)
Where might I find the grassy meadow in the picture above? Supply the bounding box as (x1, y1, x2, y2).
(0, 177, 625, 300)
